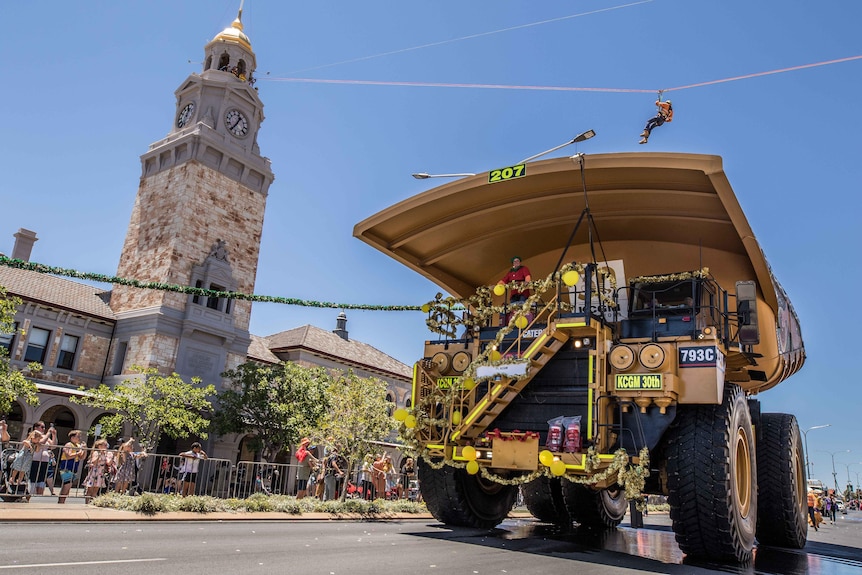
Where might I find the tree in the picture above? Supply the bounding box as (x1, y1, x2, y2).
(312, 370, 397, 501)
(214, 361, 332, 461)
(71, 366, 215, 451)
(0, 286, 39, 415)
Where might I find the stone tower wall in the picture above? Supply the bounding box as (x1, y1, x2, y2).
(112, 160, 266, 331)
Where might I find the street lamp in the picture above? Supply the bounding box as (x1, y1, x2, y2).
(411, 172, 476, 180)
(802, 424, 831, 476)
(842, 462, 862, 490)
(817, 449, 851, 493)
(518, 129, 596, 164)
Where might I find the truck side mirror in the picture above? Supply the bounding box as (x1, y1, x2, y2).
(736, 281, 759, 345)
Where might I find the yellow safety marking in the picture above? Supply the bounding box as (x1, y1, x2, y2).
(452, 396, 490, 441)
(523, 334, 549, 358)
(426, 444, 444, 450)
(598, 454, 616, 460)
(555, 321, 586, 328)
(588, 355, 594, 440)
(412, 363, 419, 408)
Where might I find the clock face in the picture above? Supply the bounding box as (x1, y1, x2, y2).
(176, 102, 195, 128)
(224, 109, 249, 137)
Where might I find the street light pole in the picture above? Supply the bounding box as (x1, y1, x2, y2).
(802, 424, 830, 477)
(845, 462, 862, 491)
(518, 129, 596, 164)
(818, 449, 851, 494)
(411, 172, 476, 180)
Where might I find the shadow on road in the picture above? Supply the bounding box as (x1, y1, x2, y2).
(409, 519, 862, 575)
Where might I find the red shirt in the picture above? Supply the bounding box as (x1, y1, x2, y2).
(502, 265, 532, 297)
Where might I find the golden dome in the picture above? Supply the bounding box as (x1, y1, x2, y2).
(212, 16, 252, 51)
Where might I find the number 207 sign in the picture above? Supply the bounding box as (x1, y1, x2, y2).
(679, 346, 721, 368)
(488, 164, 526, 183)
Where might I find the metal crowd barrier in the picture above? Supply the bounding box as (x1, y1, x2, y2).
(1, 441, 421, 502)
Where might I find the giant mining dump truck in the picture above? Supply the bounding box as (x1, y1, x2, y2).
(354, 152, 806, 563)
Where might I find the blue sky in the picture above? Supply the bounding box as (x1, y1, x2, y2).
(2, 1, 860, 486)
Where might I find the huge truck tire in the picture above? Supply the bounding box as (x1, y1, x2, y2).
(521, 476, 572, 525)
(563, 483, 628, 528)
(755, 413, 808, 548)
(666, 384, 757, 562)
(418, 458, 517, 529)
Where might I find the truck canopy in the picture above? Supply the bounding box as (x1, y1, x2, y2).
(354, 152, 804, 391)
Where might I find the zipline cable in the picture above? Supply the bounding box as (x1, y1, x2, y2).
(265, 54, 862, 95)
(286, 1, 653, 75)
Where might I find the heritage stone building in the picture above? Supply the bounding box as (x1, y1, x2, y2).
(0, 11, 411, 460)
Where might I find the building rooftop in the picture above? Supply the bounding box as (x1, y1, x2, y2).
(0, 265, 115, 321)
(266, 324, 411, 379)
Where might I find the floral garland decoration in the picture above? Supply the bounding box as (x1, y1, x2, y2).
(422, 261, 624, 341)
(628, 268, 710, 286)
(414, 445, 650, 505)
(0, 255, 420, 311)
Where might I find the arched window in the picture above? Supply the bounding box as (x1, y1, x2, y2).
(237, 59, 247, 78)
(42, 405, 77, 446)
(205, 55, 213, 70)
(218, 53, 230, 71)
(5, 401, 25, 440)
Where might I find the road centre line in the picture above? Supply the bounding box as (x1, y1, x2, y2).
(0, 558, 166, 570)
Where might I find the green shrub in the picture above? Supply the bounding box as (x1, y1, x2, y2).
(134, 492, 166, 515)
(86, 491, 428, 517)
(243, 492, 274, 512)
(175, 495, 221, 513)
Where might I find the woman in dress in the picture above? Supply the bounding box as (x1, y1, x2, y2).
(83, 438, 115, 503)
(114, 438, 146, 494)
(57, 429, 87, 504)
(371, 453, 391, 500)
(9, 429, 41, 485)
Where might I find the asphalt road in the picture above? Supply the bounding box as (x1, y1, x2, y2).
(1, 512, 860, 575)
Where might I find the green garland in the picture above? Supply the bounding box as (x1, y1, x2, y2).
(414, 446, 650, 508)
(0, 255, 420, 311)
(628, 268, 710, 285)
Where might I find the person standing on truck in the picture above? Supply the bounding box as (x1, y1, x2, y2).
(498, 257, 532, 303)
(639, 99, 673, 144)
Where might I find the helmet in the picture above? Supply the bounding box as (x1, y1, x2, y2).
(665, 100, 672, 105)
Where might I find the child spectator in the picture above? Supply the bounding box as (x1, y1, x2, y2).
(178, 442, 207, 496)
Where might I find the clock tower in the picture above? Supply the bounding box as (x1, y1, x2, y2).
(109, 8, 274, 388)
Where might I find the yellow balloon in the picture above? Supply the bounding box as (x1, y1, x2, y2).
(451, 411, 462, 425)
(493, 284, 506, 297)
(421, 303, 431, 313)
(466, 460, 480, 475)
(515, 316, 528, 329)
(562, 270, 580, 286)
(489, 350, 502, 362)
(404, 415, 417, 428)
(462, 445, 477, 461)
(550, 460, 566, 476)
(393, 408, 407, 422)
(462, 378, 476, 391)
(539, 450, 554, 467)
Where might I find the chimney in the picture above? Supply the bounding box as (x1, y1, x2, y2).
(11, 228, 38, 261)
(333, 312, 348, 340)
